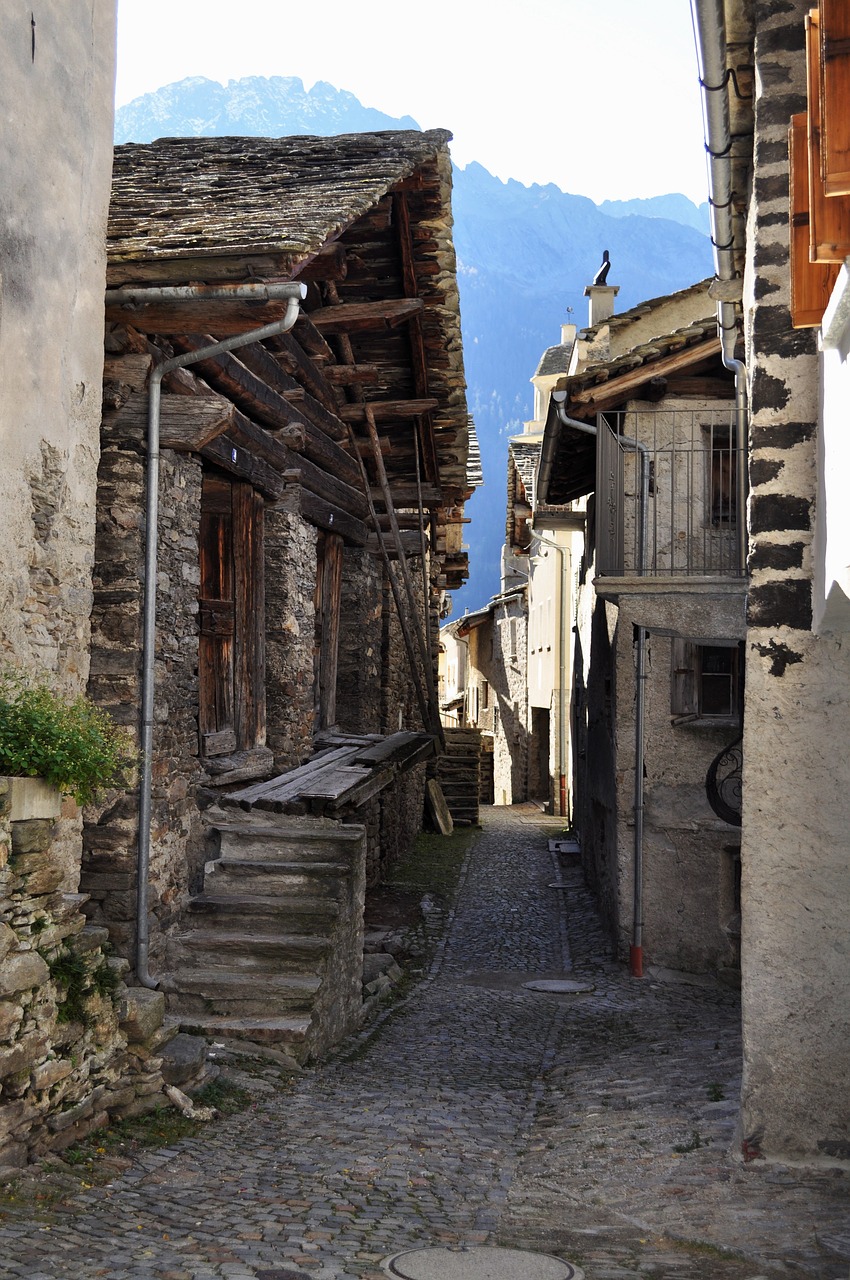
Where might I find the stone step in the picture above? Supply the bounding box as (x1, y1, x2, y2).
(165, 969, 321, 1017)
(204, 858, 350, 898)
(215, 823, 363, 865)
(175, 1014, 313, 1060)
(169, 930, 331, 976)
(185, 893, 339, 935)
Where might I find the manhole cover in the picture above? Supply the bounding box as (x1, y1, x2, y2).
(522, 979, 595, 994)
(384, 1246, 583, 1280)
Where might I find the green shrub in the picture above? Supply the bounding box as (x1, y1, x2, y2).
(0, 670, 134, 806)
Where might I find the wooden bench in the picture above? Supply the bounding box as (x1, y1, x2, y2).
(222, 730, 436, 817)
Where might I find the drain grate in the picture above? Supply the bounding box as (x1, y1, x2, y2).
(383, 1245, 583, 1280)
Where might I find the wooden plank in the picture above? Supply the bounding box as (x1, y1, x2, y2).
(356, 731, 436, 767)
(199, 474, 235, 750)
(366, 530, 426, 558)
(299, 489, 370, 547)
(323, 364, 380, 386)
(307, 298, 424, 334)
(371, 483, 442, 508)
(316, 533, 343, 732)
(570, 338, 722, 411)
(231, 746, 361, 810)
(105, 388, 236, 451)
(820, 0, 850, 195)
(293, 312, 337, 362)
(106, 251, 304, 288)
(300, 765, 373, 801)
(338, 398, 439, 423)
(324, 766, 397, 812)
(200, 434, 285, 500)
(202, 728, 237, 757)
(170, 335, 303, 432)
(266, 331, 340, 407)
(808, 8, 850, 261)
(790, 114, 841, 327)
(232, 482, 265, 751)
(104, 296, 297, 336)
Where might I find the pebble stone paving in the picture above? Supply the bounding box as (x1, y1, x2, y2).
(0, 807, 847, 1280)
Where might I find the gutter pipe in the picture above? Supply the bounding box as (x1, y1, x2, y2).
(691, 0, 749, 574)
(130, 281, 306, 988)
(551, 395, 650, 977)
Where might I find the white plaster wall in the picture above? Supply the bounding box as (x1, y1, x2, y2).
(815, 265, 850, 632)
(739, 0, 850, 1163)
(0, 1, 116, 687)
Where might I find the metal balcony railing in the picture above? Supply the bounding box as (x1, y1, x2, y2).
(596, 407, 744, 578)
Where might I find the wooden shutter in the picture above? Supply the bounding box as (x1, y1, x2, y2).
(790, 113, 840, 327)
(314, 531, 343, 732)
(820, 0, 850, 195)
(807, 8, 850, 261)
(595, 414, 625, 575)
(671, 638, 698, 719)
(199, 471, 265, 756)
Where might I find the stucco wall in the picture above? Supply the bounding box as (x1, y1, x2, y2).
(740, 0, 850, 1163)
(0, 1, 115, 684)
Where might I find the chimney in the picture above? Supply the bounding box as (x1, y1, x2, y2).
(560, 322, 577, 345)
(584, 283, 619, 326)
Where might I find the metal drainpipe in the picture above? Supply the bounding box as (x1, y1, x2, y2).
(552, 396, 650, 975)
(122, 282, 307, 988)
(691, 0, 749, 573)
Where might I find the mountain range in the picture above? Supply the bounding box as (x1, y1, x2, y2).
(115, 77, 714, 613)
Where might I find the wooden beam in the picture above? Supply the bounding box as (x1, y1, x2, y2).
(371, 483, 442, 508)
(170, 334, 304, 432)
(338, 398, 439, 423)
(234, 341, 350, 443)
(366, 530, 426, 558)
(569, 338, 722, 412)
(265, 331, 341, 410)
(307, 298, 424, 334)
(293, 312, 337, 362)
(106, 252, 303, 289)
(323, 364, 380, 386)
(200, 434, 285, 500)
(103, 388, 235, 451)
(230, 410, 368, 519)
(104, 296, 298, 336)
(293, 242, 348, 282)
(299, 489, 369, 546)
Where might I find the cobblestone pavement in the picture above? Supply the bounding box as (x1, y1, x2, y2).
(0, 808, 847, 1280)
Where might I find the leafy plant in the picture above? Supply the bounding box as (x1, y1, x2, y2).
(44, 948, 90, 1024)
(0, 669, 134, 805)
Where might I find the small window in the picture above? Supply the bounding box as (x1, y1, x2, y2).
(481, 680, 490, 711)
(706, 425, 737, 526)
(671, 638, 740, 721)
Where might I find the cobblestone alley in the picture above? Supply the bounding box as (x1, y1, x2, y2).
(0, 808, 846, 1280)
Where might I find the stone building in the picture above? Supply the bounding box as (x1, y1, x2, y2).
(688, 0, 850, 1164)
(0, 1, 177, 1176)
(84, 132, 470, 1058)
(538, 278, 746, 976)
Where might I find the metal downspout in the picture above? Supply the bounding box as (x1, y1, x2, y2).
(552, 396, 650, 975)
(691, 0, 749, 573)
(131, 283, 306, 988)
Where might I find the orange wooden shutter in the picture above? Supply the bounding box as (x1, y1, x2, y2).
(820, 0, 850, 195)
(807, 8, 850, 260)
(790, 113, 840, 327)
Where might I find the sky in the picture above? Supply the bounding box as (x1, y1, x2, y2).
(115, 0, 710, 207)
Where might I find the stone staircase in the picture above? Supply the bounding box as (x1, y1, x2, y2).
(163, 808, 366, 1061)
(436, 728, 482, 826)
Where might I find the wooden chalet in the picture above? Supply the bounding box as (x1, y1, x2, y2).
(83, 131, 471, 1057)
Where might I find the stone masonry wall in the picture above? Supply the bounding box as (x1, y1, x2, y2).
(84, 355, 205, 970)
(265, 495, 317, 770)
(740, 0, 850, 1161)
(0, 782, 167, 1177)
(337, 547, 382, 736)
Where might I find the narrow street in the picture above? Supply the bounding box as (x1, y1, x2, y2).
(0, 808, 846, 1280)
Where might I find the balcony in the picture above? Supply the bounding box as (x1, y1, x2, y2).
(594, 407, 745, 583)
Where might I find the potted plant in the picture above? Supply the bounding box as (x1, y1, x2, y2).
(0, 669, 134, 820)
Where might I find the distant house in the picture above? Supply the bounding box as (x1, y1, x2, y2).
(538, 277, 746, 976)
(85, 131, 471, 1057)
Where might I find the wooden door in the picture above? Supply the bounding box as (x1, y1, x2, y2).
(199, 471, 265, 757)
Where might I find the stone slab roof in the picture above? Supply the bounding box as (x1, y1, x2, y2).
(535, 343, 573, 378)
(108, 130, 452, 269)
(567, 316, 719, 403)
(579, 278, 715, 341)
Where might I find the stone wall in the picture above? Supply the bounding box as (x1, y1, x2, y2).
(265, 496, 318, 770)
(0, 780, 167, 1177)
(337, 547, 382, 736)
(739, 0, 850, 1162)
